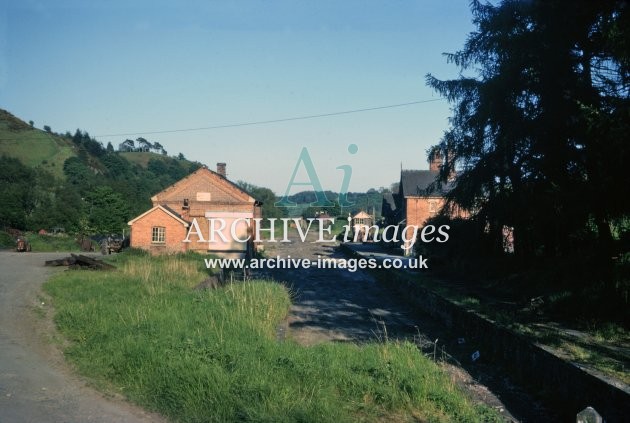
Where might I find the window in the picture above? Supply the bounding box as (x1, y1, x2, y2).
(429, 200, 438, 214)
(183, 198, 189, 208)
(152, 226, 165, 243)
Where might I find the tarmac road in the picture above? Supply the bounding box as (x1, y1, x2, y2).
(0, 251, 165, 423)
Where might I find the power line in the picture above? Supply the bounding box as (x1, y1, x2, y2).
(94, 98, 444, 138)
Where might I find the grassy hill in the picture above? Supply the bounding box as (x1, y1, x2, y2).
(0, 108, 203, 234)
(0, 109, 75, 179)
(0, 108, 199, 177)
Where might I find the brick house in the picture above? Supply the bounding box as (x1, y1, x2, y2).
(383, 151, 465, 254)
(128, 163, 262, 257)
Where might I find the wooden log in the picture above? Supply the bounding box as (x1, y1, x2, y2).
(45, 257, 76, 266)
(70, 254, 116, 270)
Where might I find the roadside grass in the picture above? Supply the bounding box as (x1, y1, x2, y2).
(44, 252, 499, 422)
(26, 233, 84, 252)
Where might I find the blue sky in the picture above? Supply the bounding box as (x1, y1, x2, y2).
(1, 1, 475, 194)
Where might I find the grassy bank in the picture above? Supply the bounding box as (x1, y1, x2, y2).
(44, 252, 498, 422)
(377, 265, 629, 386)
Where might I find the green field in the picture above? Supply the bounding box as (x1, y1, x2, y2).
(44, 252, 499, 422)
(0, 110, 75, 180)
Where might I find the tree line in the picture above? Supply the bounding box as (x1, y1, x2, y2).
(117, 137, 167, 155)
(422, 0, 629, 318)
(427, 0, 628, 261)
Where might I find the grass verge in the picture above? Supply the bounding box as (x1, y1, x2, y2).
(44, 252, 499, 422)
(26, 233, 84, 252)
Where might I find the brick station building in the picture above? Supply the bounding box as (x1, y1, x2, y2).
(383, 151, 466, 254)
(127, 163, 261, 257)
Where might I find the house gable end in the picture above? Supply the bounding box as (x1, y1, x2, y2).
(151, 168, 255, 205)
(128, 205, 189, 227)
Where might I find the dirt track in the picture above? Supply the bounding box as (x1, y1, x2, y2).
(0, 252, 165, 423)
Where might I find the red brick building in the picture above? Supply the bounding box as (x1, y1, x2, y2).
(383, 151, 465, 254)
(128, 163, 262, 256)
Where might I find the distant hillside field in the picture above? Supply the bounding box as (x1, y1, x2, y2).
(0, 108, 204, 233)
(0, 109, 199, 179)
(0, 110, 75, 179)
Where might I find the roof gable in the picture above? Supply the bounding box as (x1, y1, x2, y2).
(353, 211, 371, 219)
(127, 205, 190, 226)
(151, 167, 255, 204)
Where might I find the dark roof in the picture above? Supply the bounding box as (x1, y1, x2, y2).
(400, 170, 453, 197)
(162, 204, 190, 223)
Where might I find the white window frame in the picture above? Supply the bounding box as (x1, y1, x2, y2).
(152, 226, 165, 243)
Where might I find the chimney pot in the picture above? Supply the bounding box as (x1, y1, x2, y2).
(216, 162, 226, 177)
(429, 150, 443, 172)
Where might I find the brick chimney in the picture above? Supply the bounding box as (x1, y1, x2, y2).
(445, 149, 456, 181)
(216, 162, 226, 178)
(429, 150, 443, 172)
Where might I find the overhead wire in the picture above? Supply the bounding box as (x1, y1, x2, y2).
(92, 98, 445, 138)
(0, 98, 445, 142)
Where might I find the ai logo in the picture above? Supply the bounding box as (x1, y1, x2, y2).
(275, 144, 359, 207)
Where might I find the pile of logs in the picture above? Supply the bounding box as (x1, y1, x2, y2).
(45, 254, 116, 270)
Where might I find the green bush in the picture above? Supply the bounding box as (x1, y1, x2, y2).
(0, 230, 15, 249)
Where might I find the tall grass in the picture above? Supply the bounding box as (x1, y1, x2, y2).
(45, 253, 499, 422)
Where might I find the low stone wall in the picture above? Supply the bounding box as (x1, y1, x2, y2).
(339, 243, 630, 422)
